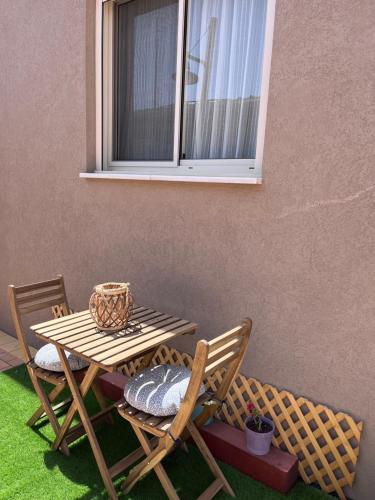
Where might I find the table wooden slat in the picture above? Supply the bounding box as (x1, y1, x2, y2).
(31, 309, 92, 331)
(75, 315, 178, 356)
(104, 322, 196, 366)
(31, 307, 197, 371)
(34, 306, 145, 334)
(49, 308, 158, 345)
(71, 313, 171, 355)
(85, 318, 187, 363)
(35, 307, 147, 339)
(64, 314, 161, 351)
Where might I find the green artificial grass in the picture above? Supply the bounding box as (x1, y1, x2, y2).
(0, 366, 330, 500)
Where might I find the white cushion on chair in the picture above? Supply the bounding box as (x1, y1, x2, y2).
(124, 364, 206, 417)
(34, 344, 88, 372)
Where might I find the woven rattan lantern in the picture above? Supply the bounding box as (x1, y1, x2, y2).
(89, 282, 133, 332)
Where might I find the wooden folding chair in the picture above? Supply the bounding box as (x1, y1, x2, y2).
(116, 318, 252, 499)
(7, 275, 107, 456)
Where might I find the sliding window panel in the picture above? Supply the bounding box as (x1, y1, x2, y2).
(181, 0, 268, 161)
(114, 0, 179, 162)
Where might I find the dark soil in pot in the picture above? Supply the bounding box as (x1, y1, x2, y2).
(246, 419, 273, 434)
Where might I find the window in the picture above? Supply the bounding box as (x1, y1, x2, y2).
(96, 0, 275, 182)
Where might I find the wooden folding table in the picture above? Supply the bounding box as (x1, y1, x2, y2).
(30, 305, 197, 499)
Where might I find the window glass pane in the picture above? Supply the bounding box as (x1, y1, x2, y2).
(181, 0, 267, 160)
(115, 0, 178, 161)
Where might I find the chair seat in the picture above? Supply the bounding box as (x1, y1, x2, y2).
(34, 343, 88, 373)
(28, 361, 67, 385)
(117, 399, 175, 437)
(124, 364, 206, 417)
(117, 392, 211, 437)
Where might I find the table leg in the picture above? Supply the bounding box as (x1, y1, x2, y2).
(52, 363, 99, 451)
(56, 348, 117, 499)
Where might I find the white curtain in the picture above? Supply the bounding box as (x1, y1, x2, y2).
(182, 0, 268, 160)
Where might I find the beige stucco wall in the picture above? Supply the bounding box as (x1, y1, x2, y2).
(1, 0, 374, 497)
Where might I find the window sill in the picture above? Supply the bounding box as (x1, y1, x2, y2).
(79, 172, 262, 185)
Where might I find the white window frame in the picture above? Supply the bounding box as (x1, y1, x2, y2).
(93, 0, 276, 183)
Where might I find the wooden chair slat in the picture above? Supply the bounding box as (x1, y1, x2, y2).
(207, 337, 242, 362)
(115, 398, 128, 409)
(134, 411, 149, 422)
(205, 349, 240, 377)
(145, 415, 163, 427)
(18, 296, 68, 315)
(157, 417, 175, 432)
(117, 404, 168, 437)
(119, 394, 211, 435)
(17, 288, 64, 304)
(30, 363, 66, 384)
(119, 406, 169, 438)
(9, 277, 71, 363)
(14, 277, 62, 294)
(207, 325, 243, 352)
(123, 406, 141, 417)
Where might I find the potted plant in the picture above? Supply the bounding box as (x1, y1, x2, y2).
(245, 402, 275, 455)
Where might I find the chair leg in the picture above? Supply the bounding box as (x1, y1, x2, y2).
(187, 419, 235, 497)
(132, 426, 179, 500)
(27, 383, 66, 427)
(27, 368, 70, 456)
(121, 440, 169, 494)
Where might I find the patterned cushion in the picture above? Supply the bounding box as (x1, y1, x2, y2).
(34, 344, 88, 372)
(124, 364, 206, 417)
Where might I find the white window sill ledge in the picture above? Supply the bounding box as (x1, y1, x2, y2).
(80, 172, 262, 185)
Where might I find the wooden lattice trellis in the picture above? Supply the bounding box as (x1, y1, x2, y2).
(51, 305, 73, 318)
(121, 344, 363, 500)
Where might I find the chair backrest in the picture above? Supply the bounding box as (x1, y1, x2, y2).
(169, 318, 252, 439)
(8, 275, 70, 363)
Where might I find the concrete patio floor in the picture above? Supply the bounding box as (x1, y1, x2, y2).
(0, 330, 35, 372)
